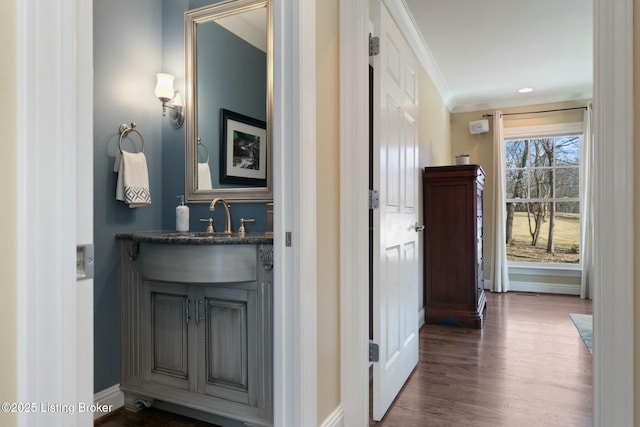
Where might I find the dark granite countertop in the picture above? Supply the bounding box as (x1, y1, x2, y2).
(116, 230, 273, 245)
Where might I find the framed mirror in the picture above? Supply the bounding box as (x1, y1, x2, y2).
(185, 0, 272, 203)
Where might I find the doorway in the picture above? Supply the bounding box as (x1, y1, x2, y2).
(339, 0, 635, 425)
(17, 1, 318, 426)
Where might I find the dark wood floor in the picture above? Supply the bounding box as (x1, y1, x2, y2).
(371, 291, 593, 427)
(95, 407, 219, 427)
(96, 292, 592, 427)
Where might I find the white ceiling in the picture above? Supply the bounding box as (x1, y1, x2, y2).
(399, 0, 593, 113)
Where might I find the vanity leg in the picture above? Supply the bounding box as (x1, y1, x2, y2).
(123, 392, 155, 412)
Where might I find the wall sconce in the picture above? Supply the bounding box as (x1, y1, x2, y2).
(155, 73, 184, 129)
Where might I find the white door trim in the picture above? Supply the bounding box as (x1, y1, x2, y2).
(340, 0, 634, 425)
(75, 0, 94, 425)
(16, 0, 86, 425)
(339, 0, 370, 425)
(272, 0, 318, 425)
(592, 0, 634, 425)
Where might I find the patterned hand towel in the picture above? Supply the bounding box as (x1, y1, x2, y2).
(115, 151, 151, 208)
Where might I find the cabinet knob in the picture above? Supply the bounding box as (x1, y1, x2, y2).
(414, 222, 425, 232)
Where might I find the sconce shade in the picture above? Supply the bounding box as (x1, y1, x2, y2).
(155, 72, 184, 128)
(155, 73, 175, 100)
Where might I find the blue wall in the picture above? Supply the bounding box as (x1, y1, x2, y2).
(93, 0, 164, 392)
(93, 0, 268, 393)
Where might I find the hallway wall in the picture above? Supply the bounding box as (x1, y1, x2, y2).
(417, 66, 452, 311)
(316, 0, 341, 423)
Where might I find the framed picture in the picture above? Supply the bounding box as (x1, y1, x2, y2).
(220, 109, 268, 186)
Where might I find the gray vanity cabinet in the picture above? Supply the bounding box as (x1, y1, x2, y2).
(143, 282, 260, 406)
(118, 235, 274, 427)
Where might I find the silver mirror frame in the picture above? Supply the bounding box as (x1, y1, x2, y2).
(185, 0, 272, 203)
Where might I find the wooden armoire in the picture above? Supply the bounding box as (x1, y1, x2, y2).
(422, 165, 486, 329)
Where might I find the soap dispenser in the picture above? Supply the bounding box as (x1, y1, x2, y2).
(176, 195, 189, 232)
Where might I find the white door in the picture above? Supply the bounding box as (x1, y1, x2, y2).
(371, 1, 420, 421)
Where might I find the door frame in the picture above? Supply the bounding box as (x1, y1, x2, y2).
(272, 0, 318, 425)
(339, 0, 371, 425)
(339, 0, 634, 425)
(16, 0, 318, 426)
(592, 0, 634, 424)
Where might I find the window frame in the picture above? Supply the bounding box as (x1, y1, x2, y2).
(503, 122, 584, 269)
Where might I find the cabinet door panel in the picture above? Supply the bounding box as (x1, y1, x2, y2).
(426, 182, 471, 307)
(199, 286, 258, 406)
(207, 299, 248, 390)
(143, 282, 193, 391)
(153, 293, 189, 377)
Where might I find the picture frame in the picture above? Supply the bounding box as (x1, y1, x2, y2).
(220, 108, 268, 186)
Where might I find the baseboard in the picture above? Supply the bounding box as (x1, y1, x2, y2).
(93, 384, 124, 420)
(319, 404, 344, 427)
(418, 307, 425, 328)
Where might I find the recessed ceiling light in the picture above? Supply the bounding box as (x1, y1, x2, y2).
(518, 87, 534, 93)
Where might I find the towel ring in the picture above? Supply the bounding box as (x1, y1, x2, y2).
(197, 137, 210, 164)
(118, 123, 144, 153)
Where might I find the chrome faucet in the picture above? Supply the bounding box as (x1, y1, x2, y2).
(209, 198, 232, 234)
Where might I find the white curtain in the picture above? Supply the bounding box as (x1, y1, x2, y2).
(580, 104, 593, 299)
(491, 112, 510, 292)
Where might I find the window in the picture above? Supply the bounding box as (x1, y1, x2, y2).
(504, 125, 582, 264)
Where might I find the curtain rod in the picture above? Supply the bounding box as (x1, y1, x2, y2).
(482, 106, 587, 118)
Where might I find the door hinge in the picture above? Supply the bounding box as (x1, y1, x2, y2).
(369, 34, 380, 57)
(369, 189, 380, 209)
(285, 231, 292, 247)
(369, 341, 379, 362)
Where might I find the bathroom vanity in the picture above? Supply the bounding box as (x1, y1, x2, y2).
(117, 232, 273, 427)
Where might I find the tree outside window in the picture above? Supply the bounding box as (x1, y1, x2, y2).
(505, 135, 581, 263)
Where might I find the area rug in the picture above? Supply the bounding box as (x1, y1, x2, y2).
(569, 313, 593, 354)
